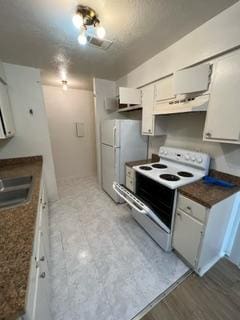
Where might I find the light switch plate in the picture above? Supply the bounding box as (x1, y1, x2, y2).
(76, 122, 84, 137)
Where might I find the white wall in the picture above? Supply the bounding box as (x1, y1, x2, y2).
(117, 2, 240, 89)
(43, 85, 96, 181)
(149, 113, 240, 177)
(116, 2, 240, 177)
(0, 63, 58, 200)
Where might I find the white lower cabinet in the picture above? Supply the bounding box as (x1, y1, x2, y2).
(32, 232, 51, 320)
(24, 178, 51, 320)
(173, 210, 204, 267)
(173, 193, 237, 276)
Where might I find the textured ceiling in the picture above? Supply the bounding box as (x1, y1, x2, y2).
(0, 0, 238, 90)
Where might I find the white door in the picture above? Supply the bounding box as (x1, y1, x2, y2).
(204, 51, 240, 143)
(101, 143, 120, 202)
(173, 210, 203, 267)
(101, 119, 120, 147)
(41, 185, 49, 263)
(142, 85, 154, 135)
(0, 82, 15, 138)
(119, 87, 141, 105)
(173, 64, 211, 95)
(154, 76, 175, 102)
(32, 233, 51, 320)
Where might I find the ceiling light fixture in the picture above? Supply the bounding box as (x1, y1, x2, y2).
(78, 29, 87, 45)
(62, 80, 68, 91)
(73, 5, 106, 45)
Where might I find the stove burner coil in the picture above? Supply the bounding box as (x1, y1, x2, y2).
(139, 166, 152, 171)
(160, 174, 180, 181)
(151, 163, 168, 169)
(177, 171, 194, 177)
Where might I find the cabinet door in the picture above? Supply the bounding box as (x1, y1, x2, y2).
(41, 185, 49, 262)
(154, 76, 174, 102)
(173, 64, 211, 95)
(142, 85, 154, 135)
(119, 87, 141, 105)
(0, 82, 15, 138)
(32, 233, 51, 320)
(173, 210, 203, 267)
(204, 51, 240, 143)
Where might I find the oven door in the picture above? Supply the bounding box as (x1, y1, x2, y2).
(135, 172, 175, 230)
(113, 182, 170, 234)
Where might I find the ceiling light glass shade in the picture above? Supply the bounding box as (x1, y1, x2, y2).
(96, 26, 106, 39)
(72, 13, 83, 29)
(78, 30, 87, 45)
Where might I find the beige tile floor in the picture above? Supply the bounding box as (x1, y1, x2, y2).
(49, 176, 189, 320)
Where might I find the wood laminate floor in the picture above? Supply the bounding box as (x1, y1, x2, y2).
(141, 259, 240, 320)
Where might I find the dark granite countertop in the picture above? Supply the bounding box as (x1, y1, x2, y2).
(125, 159, 152, 168)
(179, 169, 240, 208)
(0, 156, 43, 320)
(125, 154, 160, 168)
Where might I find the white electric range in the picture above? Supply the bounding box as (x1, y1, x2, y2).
(113, 146, 210, 252)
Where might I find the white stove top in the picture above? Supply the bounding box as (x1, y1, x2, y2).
(133, 147, 210, 190)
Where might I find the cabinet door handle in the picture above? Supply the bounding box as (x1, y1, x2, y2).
(205, 132, 212, 138)
(40, 256, 45, 261)
(40, 272, 46, 279)
(186, 206, 192, 211)
(176, 212, 181, 217)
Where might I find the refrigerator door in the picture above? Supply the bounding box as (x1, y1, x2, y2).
(101, 119, 120, 147)
(101, 143, 120, 202)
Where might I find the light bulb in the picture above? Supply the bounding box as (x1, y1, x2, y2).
(78, 30, 87, 45)
(96, 26, 106, 39)
(72, 13, 83, 29)
(62, 80, 68, 91)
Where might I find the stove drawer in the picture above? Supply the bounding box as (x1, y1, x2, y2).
(126, 166, 134, 179)
(126, 176, 135, 192)
(177, 194, 207, 223)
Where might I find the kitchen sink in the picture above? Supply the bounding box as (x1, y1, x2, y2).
(0, 176, 32, 190)
(0, 176, 33, 209)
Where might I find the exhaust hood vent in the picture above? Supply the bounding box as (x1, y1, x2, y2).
(153, 94, 210, 115)
(86, 35, 113, 50)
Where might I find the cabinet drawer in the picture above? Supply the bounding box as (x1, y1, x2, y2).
(177, 194, 207, 223)
(126, 166, 134, 179)
(126, 176, 134, 192)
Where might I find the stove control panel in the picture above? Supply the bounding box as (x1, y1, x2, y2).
(159, 147, 210, 172)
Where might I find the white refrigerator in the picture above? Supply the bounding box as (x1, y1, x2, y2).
(101, 119, 147, 202)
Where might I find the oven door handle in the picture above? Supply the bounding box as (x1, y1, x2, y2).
(113, 182, 147, 214)
(113, 182, 171, 234)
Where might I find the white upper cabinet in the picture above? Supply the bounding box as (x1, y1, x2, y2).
(118, 87, 142, 112)
(203, 51, 240, 144)
(173, 64, 211, 95)
(154, 76, 174, 102)
(142, 85, 154, 135)
(142, 84, 167, 136)
(0, 62, 15, 139)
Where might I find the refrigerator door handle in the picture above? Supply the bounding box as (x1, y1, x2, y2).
(113, 126, 117, 148)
